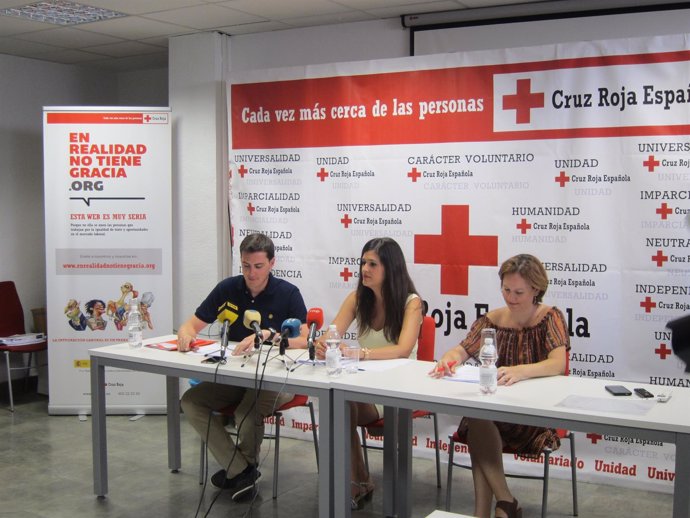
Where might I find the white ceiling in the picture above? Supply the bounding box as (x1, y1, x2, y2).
(0, 0, 683, 72)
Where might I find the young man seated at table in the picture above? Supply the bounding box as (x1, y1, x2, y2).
(177, 232, 307, 501)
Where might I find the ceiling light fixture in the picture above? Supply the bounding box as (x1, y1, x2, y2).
(0, 0, 126, 26)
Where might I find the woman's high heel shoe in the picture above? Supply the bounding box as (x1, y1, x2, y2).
(495, 498, 522, 518)
(351, 481, 375, 510)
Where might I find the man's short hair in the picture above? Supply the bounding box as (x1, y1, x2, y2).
(239, 233, 275, 260)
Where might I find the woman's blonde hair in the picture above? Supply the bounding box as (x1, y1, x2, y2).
(498, 254, 548, 304)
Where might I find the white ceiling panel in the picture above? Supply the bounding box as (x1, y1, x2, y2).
(0, 0, 684, 71)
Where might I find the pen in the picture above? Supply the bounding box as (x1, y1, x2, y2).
(436, 360, 458, 372)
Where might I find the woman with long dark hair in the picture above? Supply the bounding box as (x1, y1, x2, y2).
(317, 237, 422, 510)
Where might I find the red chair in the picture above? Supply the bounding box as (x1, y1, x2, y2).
(445, 353, 578, 517)
(198, 393, 319, 498)
(0, 281, 48, 412)
(359, 315, 442, 488)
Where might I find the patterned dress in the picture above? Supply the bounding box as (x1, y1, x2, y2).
(457, 306, 571, 454)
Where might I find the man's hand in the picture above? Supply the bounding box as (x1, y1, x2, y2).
(177, 333, 196, 353)
(232, 334, 259, 356)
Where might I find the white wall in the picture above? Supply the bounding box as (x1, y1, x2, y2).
(117, 68, 168, 107)
(228, 18, 407, 71)
(170, 10, 690, 325)
(0, 56, 115, 328)
(0, 55, 166, 386)
(169, 19, 410, 326)
(169, 32, 231, 327)
(5, 6, 690, 383)
(170, 8, 690, 328)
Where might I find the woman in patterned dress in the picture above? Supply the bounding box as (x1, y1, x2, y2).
(432, 254, 570, 518)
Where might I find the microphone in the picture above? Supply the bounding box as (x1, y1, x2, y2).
(219, 320, 230, 362)
(216, 301, 238, 362)
(306, 308, 324, 361)
(279, 318, 302, 355)
(243, 309, 262, 348)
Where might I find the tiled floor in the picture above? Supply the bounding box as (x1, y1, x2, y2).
(0, 391, 673, 517)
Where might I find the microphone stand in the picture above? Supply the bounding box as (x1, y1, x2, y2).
(219, 320, 230, 364)
(300, 323, 319, 370)
(261, 332, 292, 371)
(206, 320, 230, 364)
(307, 323, 317, 362)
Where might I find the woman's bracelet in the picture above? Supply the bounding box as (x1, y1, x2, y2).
(361, 347, 370, 360)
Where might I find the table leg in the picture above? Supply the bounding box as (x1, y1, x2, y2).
(91, 356, 107, 497)
(397, 408, 412, 518)
(318, 389, 332, 518)
(673, 433, 690, 518)
(166, 376, 181, 472)
(383, 406, 398, 517)
(333, 389, 351, 518)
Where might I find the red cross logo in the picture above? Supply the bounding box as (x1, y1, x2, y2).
(340, 214, 352, 228)
(144, 114, 152, 122)
(555, 171, 570, 187)
(247, 202, 255, 216)
(238, 164, 248, 178)
(502, 78, 544, 124)
(656, 203, 672, 220)
(651, 250, 668, 267)
(414, 205, 498, 295)
(587, 433, 603, 445)
(408, 167, 422, 182)
(640, 296, 656, 313)
(340, 267, 354, 282)
(655, 343, 672, 360)
(643, 155, 660, 172)
(516, 218, 532, 234)
(316, 167, 329, 182)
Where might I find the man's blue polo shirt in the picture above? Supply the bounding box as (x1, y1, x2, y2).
(194, 273, 307, 342)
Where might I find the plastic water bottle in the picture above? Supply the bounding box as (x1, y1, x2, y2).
(325, 324, 342, 377)
(127, 298, 143, 349)
(479, 337, 497, 394)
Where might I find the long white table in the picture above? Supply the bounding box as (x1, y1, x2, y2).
(331, 360, 690, 518)
(89, 336, 333, 516)
(91, 343, 690, 518)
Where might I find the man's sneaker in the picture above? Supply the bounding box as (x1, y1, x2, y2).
(210, 469, 233, 490)
(230, 465, 262, 501)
